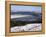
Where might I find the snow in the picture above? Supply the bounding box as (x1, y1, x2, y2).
(11, 23, 41, 32)
(11, 14, 31, 19)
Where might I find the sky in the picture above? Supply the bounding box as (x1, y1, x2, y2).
(11, 5, 41, 13)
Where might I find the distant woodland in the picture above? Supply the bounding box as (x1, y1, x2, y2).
(10, 20, 42, 27)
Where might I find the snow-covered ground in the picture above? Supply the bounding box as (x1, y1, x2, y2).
(11, 23, 41, 32)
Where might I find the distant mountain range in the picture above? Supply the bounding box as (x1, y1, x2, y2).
(11, 11, 42, 22)
(11, 11, 41, 15)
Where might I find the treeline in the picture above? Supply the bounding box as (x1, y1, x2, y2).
(10, 20, 42, 27)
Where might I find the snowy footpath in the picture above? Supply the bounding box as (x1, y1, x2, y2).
(11, 23, 41, 32)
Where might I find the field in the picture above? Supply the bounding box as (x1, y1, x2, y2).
(11, 23, 41, 32)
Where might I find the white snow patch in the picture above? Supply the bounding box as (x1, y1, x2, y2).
(11, 14, 31, 19)
(11, 23, 41, 32)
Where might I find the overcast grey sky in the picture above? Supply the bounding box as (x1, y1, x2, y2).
(11, 5, 41, 13)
